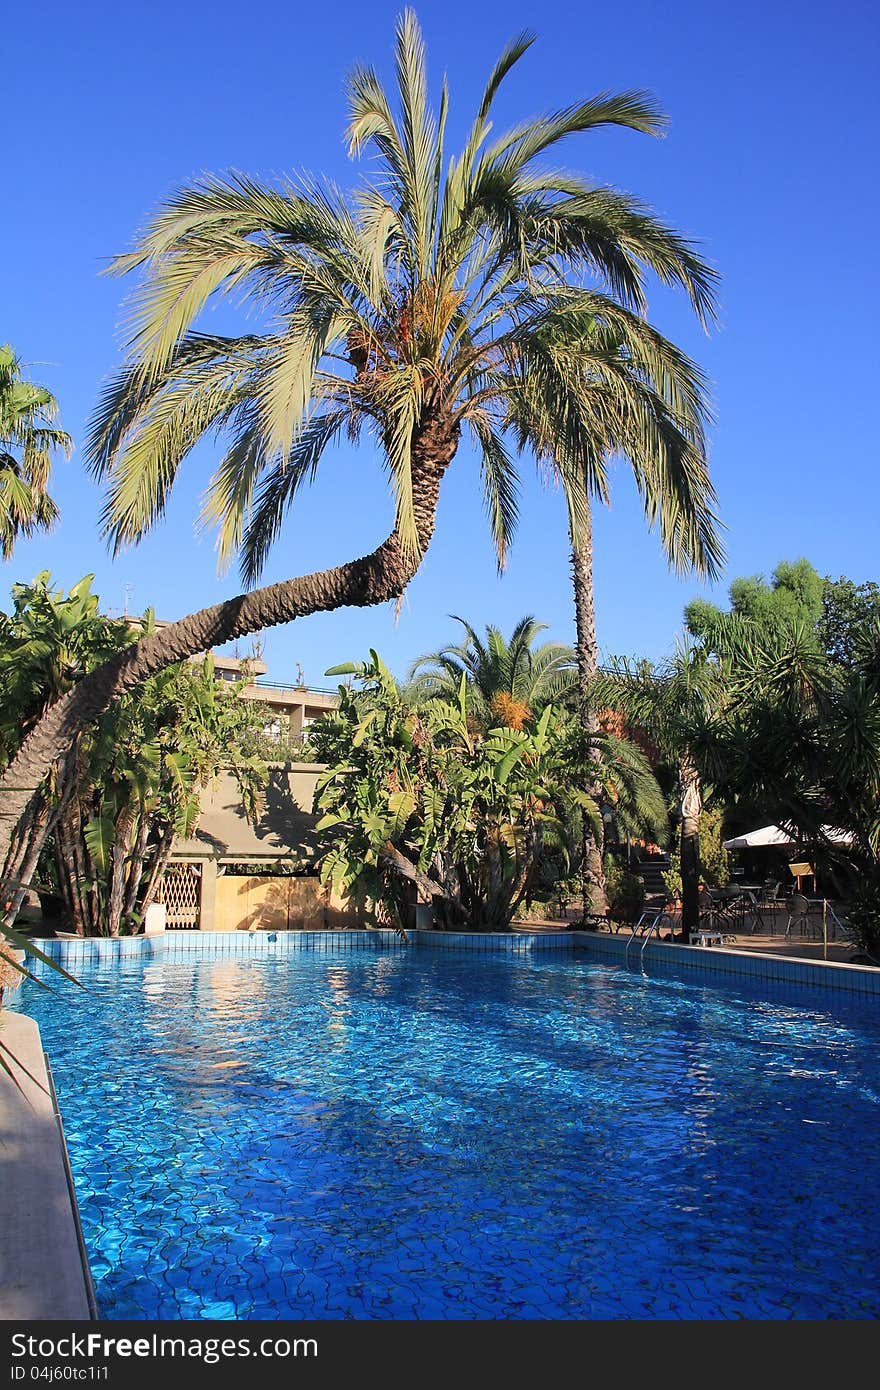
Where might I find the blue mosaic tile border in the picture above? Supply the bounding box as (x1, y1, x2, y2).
(572, 929, 880, 997)
(410, 929, 575, 953)
(160, 929, 408, 958)
(27, 928, 408, 968)
(27, 935, 167, 968)
(26, 926, 879, 1001)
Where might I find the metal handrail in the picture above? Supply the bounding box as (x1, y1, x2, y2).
(640, 916, 663, 960)
(625, 911, 662, 962)
(624, 911, 649, 960)
(252, 679, 340, 696)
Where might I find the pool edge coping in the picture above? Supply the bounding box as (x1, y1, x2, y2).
(23, 927, 880, 998)
(0, 1012, 95, 1320)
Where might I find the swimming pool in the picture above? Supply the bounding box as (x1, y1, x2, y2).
(14, 945, 880, 1319)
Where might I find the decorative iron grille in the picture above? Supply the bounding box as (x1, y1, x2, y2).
(158, 865, 201, 929)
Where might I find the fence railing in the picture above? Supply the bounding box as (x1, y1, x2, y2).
(251, 680, 341, 697)
(253, 731, 319, 761)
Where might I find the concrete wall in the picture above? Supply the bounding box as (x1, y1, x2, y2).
(206, 873, 366, 932)
(213, 874, 325, 931)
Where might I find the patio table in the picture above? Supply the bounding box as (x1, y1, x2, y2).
(706, 886, 765, 934)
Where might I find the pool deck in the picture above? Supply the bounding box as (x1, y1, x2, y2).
(0, 1012, 95, 1320)
(517, 909, 866, 966)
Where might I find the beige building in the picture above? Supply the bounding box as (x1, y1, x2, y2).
(210, 650, 340, 752)
(159, 650, 361, 932)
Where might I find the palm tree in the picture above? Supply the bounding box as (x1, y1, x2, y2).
(0, 10, 719, 917)
(0, 345, 70, 559)
(507, 295, 723, 910)
(407, 614, 576, 728)
(595, 647, 717, 934)
(589, 617, 761, 934)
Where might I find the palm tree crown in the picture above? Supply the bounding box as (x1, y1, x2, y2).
(87, 8, 721, 589)
(0, 10, 723, 925)
(0, 345, 71, 560)
(408, 614, 576, 728)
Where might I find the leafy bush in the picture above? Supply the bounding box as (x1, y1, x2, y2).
(661, 847, 682, 902)
(842, 888, 880, 962)
(603, 855, 645, 922)
(662, 805, 730, 901)
(699, 805, 731, 886)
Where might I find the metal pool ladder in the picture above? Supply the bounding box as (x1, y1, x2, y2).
(625, 911, 665, 964)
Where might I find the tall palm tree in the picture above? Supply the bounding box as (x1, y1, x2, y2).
(407, 614, 576, 728)
(0, 10, 720, 915)
(509, 301, 723, 909)
(0, 345, 70, 559)
(593, 638, 729, 935)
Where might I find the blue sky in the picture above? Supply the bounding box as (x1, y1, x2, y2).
(4, 0, 878, 687)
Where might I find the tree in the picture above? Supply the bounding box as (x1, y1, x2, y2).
(0, 574, 267, 936)
(659, 803, 730, 903)
(0, 345, 70, 559)
(407, 614, 576, 728)
(685, 560, 880, 671)
(0, 573, 129, 913)
(311, 651, 666, 930)
(0, 10, 717, 923)
(601, 600, 880, 955)
(685, 557, 824, 643)
(819, 576, 880, 667)
(687, 613, 880, 960)
(513, 292, 722, 913)
(593, 639, 728, 936)
(45, 654, 267, 937)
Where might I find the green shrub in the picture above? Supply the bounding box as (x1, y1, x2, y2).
(604, 855, 645, 922)
(662, 805, 730, 900)
(661, 846, 682, 901)
(699, 805, 731, 887)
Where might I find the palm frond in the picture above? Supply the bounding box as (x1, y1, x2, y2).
(240, 410, 350, 585)
(467, 408, 519, 570)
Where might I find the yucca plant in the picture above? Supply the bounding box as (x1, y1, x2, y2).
(0, 9, 718, 923)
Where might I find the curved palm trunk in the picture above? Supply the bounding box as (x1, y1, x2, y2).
(569, 493, 608, 917)
(0, 411, 459, 920)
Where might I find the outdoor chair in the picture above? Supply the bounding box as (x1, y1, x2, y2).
(727, 887, 766, 934)
(784, 892, 811, 938)
(754, 880, 786, 933)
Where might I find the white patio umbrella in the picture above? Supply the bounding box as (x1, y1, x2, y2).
(722, 823, 853, 849)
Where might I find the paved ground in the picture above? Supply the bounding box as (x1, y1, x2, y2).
(0, 1013, 95, 1319)
(514, 900, 870, 966)
(702, 927, 856, 964)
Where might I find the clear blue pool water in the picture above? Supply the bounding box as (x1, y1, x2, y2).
(14, 946, 880, 1320)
